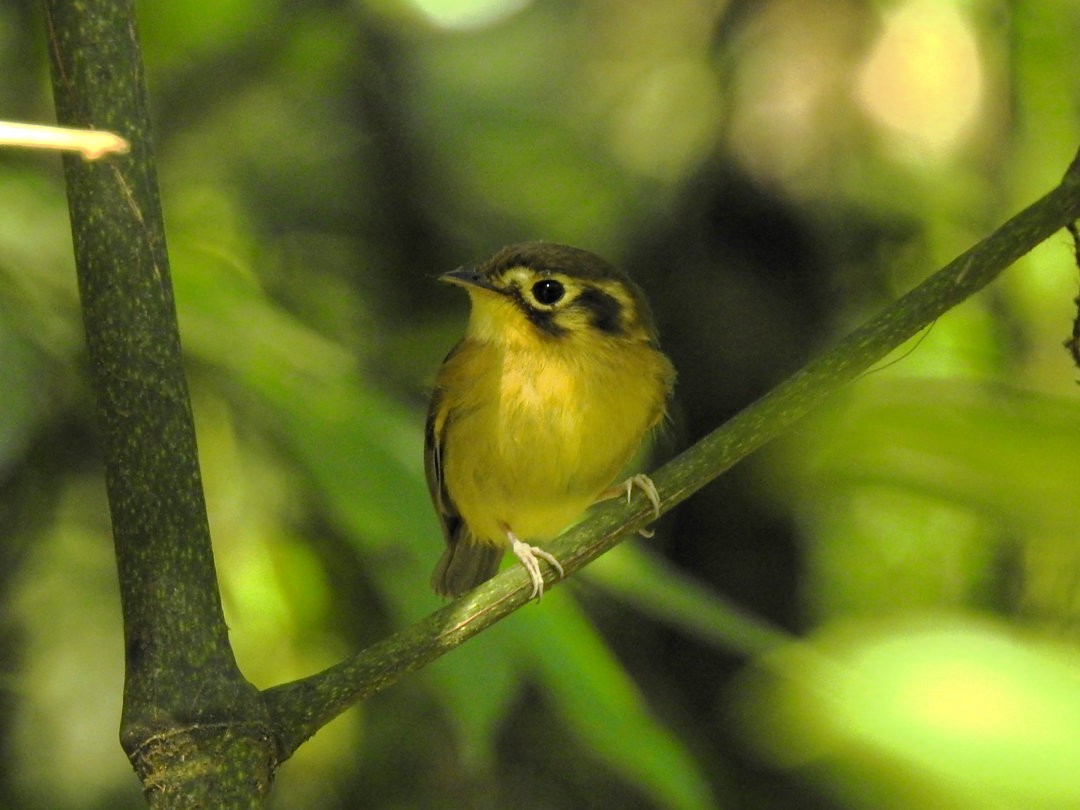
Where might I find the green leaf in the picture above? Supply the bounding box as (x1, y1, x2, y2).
(733, 616, 1080, 809)
(585, 542, 790, 657)
(785, 378, 1080, 532)
(517, 593, 716, 810)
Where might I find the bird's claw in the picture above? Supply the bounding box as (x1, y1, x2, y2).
(509, 532, 564, 600)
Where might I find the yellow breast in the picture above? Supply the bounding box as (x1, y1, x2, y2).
(436, 331, 670, 545)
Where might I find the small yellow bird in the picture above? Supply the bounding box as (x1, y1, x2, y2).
(426, 242, 675, 599)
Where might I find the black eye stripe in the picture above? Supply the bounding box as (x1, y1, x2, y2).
(574, 286, 622, 334)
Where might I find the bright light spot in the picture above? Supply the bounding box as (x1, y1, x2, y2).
(738, 618, 1080, 806)
(406, 0, 532, 31)
(908, 658, 1026, 736)
(857, 0, 983, 153)
(848, 627, 1063, 746)
(609, 59, 723, 182)
(725, 0, 863, 189)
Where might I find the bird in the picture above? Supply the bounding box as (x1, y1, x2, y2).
(425, 242, 675, 600)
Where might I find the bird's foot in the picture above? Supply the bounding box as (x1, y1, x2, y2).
(598, 474, 662, 537)
(508, 531, 564, 601)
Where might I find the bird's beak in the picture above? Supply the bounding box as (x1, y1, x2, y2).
(440, 266, 500, 294)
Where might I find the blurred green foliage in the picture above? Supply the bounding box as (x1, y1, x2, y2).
(1, 0, 1080, 807)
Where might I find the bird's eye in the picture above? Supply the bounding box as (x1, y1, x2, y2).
(532, 279, 565, 306)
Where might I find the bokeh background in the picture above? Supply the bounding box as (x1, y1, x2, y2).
(2, 0, 1080, 807)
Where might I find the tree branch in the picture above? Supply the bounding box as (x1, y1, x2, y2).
(44, 1, 273, 803)
(264, 147, 1080, 760)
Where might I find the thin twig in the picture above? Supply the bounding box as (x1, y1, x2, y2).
(0, 120, 129, 158)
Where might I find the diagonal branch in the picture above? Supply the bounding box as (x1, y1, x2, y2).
(264, 149, 1080, 760)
